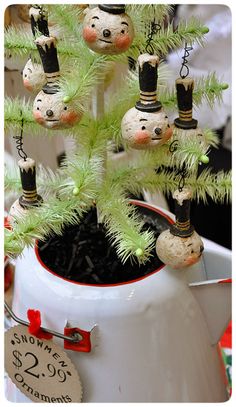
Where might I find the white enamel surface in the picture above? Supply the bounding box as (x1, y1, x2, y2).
(189, 247, 231, 345)
(6, 203, 230, 402)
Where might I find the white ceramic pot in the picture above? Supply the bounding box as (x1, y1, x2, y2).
(5, 201, 231, 402)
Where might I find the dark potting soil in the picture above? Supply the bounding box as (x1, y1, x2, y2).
(37, 204, 172, 285)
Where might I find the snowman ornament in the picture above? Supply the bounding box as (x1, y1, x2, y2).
(22, 58, 46, 93)
(173, 77, 209, 163)
(156, 188, 204, 269)
(121, 54, 173, 150)
(22, 5, 49, 93)
(33, 35, 82, 130)
(9, 157, 43, 225)
(82, 4, 134, 55)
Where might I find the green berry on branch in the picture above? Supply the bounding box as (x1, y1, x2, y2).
(63, 95, 71, 103)
(73, 187, 80, 196)
(201, 26, 210, 34)
(135, 248, 144, 257)
(199, 154, 209, 164)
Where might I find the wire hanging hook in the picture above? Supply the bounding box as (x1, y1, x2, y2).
(179, 42, 193, 79)
(175, 165, 188, 192)
(13, 111, 28, 161)
(144, 10, 161, 55)
(145, 21, 161, 55)
(169, 139, 179, 153)
(4, 301, 82, 343)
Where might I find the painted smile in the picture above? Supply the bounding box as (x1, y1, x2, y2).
(151, 136, 162, 140)
(99, 39, 112, 44)
(45, 119, 59, 122)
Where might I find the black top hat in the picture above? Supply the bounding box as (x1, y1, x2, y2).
(174, 77, 198, 130)
(29, 5, 49, 38)
(98, 4, 126, 14)
(135, 54, 162, 113)
(170, 188, 194, 238)
(35, 36, 60, 74)
(35, 36, 60, 94)
(18, 158, 43, 209)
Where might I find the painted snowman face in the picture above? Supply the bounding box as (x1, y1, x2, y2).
(156, 230, 204, 269)
(82, 7, 134, 55)
(174, 126, 206, 148)
(22, 59, 47, 93)
(192, 127, 207, 148)
(121, 107, 173, 150)
(33, 91, 82, 130)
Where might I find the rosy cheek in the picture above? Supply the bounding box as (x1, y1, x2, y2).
(115, 34, 131, 50)
(185, 255, 199, 266)
(164, 127, 173, 140)
(83, 26, 97, 43)
(23, 79, 33, 91)
(61, 111, 80, 124)
(134, 130, 151, 145)
(33, 110, 44, 124)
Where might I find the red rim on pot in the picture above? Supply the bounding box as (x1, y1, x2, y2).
(35, 200, 174, 287)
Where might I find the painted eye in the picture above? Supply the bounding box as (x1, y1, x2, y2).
(64, 106, 68, 110)
(91, 24, 95, 28)
(121, 29, 125, 34)
(141, 126, 146, 130)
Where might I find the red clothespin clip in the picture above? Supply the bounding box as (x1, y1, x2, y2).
(64, 326, 92, 353)
(27, 309, 53, 340)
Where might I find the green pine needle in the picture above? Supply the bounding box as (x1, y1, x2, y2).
(47, 4, 84, 41)
(5, 164, 22, 193)
(127, 4, 173, 24)
(97, 182, 155, 264)
(169, 129, 210, 170)
(5, 163, 64, 199)
(58, 154, 104, 201)
(202, 128, 220, 148)
(5, 195, 89, 258)
(4, 97, 63, 138)
(188, 169, 232, 204)
(5, 25, 38, 58)
(129, 17, 208, 59)
(192, 73, 228, 108)
(58, 55, 112, 107)
(5, 97, 35, 127)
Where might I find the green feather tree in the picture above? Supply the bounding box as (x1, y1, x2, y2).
(4, 4, 231, 264)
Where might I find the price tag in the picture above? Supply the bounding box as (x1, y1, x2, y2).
(5, 325, 83, 403)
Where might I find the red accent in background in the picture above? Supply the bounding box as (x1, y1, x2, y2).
(4, 216, 12, 230)
(4, 264, 13, 291)
(220, 321, 232, 349)
(218, 278, 232, 284)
